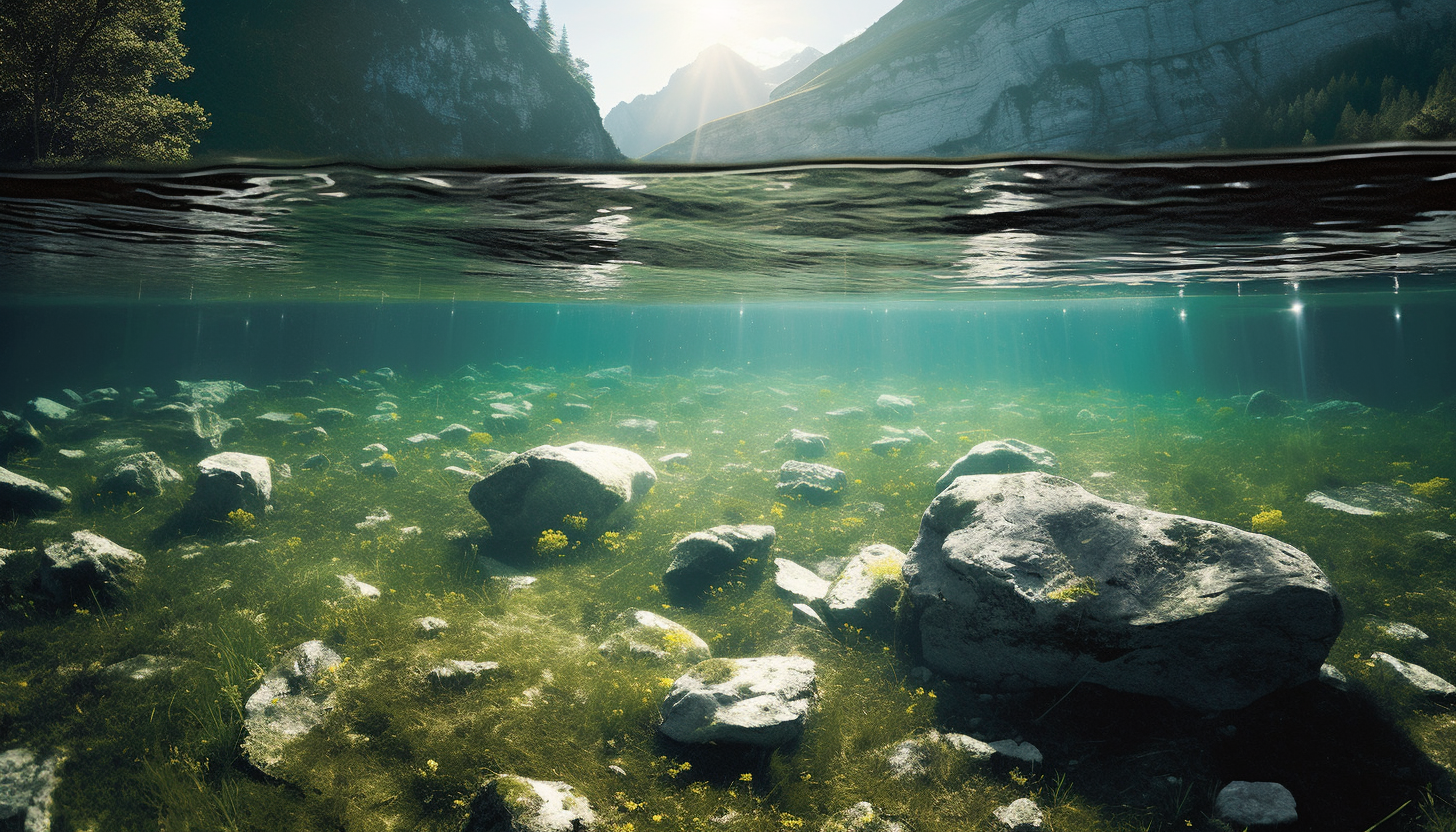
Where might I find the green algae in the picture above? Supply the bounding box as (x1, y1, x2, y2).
(0, 367, 1453, 831)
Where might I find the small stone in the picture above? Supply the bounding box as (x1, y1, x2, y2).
(444, 466, 485, 483)
(57, 449, 85, 459)
(662, 524, 776, 597)
(871, 437, 913, 455)
(25, 397, 75, 425)
(989, 739, 1043, 767)
(356, 510, 392, 530)
(776, 460, 848, 504)
(791, 603, 828, 630)
(40, 530, 144, 604)
(428, 660, 501, 690)
(659, 656, 817, 746)
(1371, 652, 1456, 701)
(1246, 390, 1294, 418)
(822, 801, 907, 832)
(338, 574, 381, 599)
(774, 558, 829, 603)
(0, 747, 62, 832)
(826, 406, 867, 420)
(460, 775, 595, 832)
(775, 429, 830, 459)
(101, 654, 189, 682)
(97, 451, 182, 499)
(876, 394, 915, 419)
(314, 408, 354, 425)
(415, 617, 449, 638)
(440, 423, 475, 442)
(243, 641, 342, 773)
(188, 452, 273, 520)
(598, 610, 711, 663)
(658, 452, 691, 466)
(1213, 781, 1297, 827)
(301, 454, 329, 470)
(993, 797, 1044, 831)
(1305, 483, 1426, 515)
(616, 417, 661, 442)
(406, 433, 440, 446)
(361, 457, 399, 478)
(0, 466, 71, 515)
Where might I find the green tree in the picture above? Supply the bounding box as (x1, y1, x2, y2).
(0, 0, 208, 166)
(532, 2, 556, 52)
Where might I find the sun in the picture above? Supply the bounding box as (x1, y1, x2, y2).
(697, 0, 742, 28)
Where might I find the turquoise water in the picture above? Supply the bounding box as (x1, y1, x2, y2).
(1, 148, 1455, 831)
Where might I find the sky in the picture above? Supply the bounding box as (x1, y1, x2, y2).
(532, 0, 900, 114)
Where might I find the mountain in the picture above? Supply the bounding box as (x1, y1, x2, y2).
(604, 45, 823, 159)
(175, 0, 619, 163)
(647, 0, 1453, 162)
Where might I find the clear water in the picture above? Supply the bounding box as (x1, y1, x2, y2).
(2, 148, 1456, 831)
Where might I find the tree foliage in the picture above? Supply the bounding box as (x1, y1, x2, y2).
(524, 2, 593, 97)
(0, 0, 208, 166)
(1220, 24, 1456, 148)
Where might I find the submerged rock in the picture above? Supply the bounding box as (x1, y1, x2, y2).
(1370, 652, 1456, 702)
(882, 731, 996, 780)
(0, 747, 62, 832)
(662, 524, 776, 597)
(773, 558, 829, 603)
(993, 798, 1044, 831)
(0, 466, 70, 515)
(598, 610, 711, 663)
(243, 640, 343, 773)
(24, 397, 75, 426)
(468, 442, 656, 542)
(822, 801, 907, 832)
(659, 656, 816, 746)
(427, 660, 501, 690)
(40, 530, 144, 604)
(460, 775, 596, 832)
(137, 402, 237, 451)
(1213, 781, 1297, 828)
(173, 379, 254, 408)
(819, 544, 907, 641)
(187, 452, 273, 521)
(775, 429, 830, 459)
(1246, 389, 1294, 418)
(934, 439, 1057, 492)
(615, 417, 661, 442)
(1305, 483, 1426, 515)
(904, 472, 1343, 711)
(776, 460, 847, 504)
(97, 452, 182, 500)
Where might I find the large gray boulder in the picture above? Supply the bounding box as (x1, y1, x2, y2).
(97, 452, 182, 500)
(468, 442, 656, 542)
(904, 472, 1343, 711)
(662, 524, 776, 597)
(40, 530, 144, 604)
(243, 641, 343, 773)
(659, 656, 817, 746)
(1370, 652, 1456, 703)
(0, 466, 70, 515)
(934, 439, 1057, 492)
(460, 775, 596, 832)
(187, 452, 273, 521)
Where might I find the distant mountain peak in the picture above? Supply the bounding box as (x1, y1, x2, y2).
(604, 44, 822, 159)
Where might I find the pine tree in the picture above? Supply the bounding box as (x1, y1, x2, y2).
(515, 0, 530, 17)
(532, 2, 556, 52)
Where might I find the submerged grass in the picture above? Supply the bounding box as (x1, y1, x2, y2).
(0, 367, 1454, 830)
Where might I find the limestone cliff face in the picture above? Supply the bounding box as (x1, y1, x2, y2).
(178, 0, 619, 162)
(648, 0, 1452, 162)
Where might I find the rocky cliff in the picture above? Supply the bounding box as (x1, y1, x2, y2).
(648, 0, 1452, 162)
(604, 45, 821, 159)
(177, 0, 619, 163)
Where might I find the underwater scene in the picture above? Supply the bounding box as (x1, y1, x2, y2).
(4, 149, 1456, 832)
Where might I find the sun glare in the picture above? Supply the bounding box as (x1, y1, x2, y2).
(698, 0, 741, 27)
